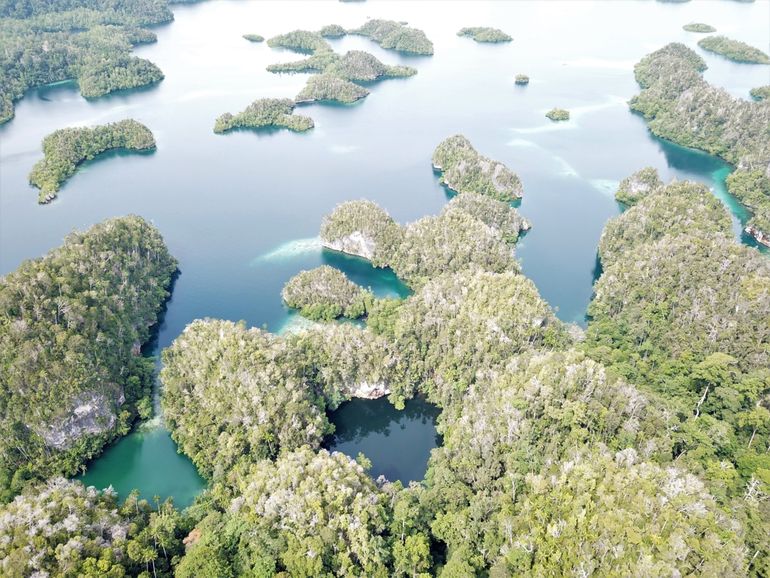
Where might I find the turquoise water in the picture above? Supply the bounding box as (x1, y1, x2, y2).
(1, 0, 768, 505)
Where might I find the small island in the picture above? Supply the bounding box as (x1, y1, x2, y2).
(697, 35, 770, 64)
(432, 135, 524, 201)
(457, 27, 512, 43)
(545, 107, 570, 121)
(614, 166, 663, 206)
(242, 33, 264, 42)
(350, 19, 434, 55)
(749, 85, 770, 101)
(213, 98, 314, 134)
(515, 74, 529, 85)
(683, 23, 716, 33)
(320, 24, 347, 38)
(267, 29, 331, 54)
(29, 119, 155, 203)
(282, 266, 373, 320)
(295, 74, 370, 104)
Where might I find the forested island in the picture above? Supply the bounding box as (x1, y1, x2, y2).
(242, 33, 263, 42)
(515, 74, 529, 85)
(545, 107, 570, 121)
(265, 29, 416, 104)
(0, 0, 181, 124)
(683, 22, 716, 33)
(282, 266, 373, 320)
(349, 19, 434, 55)
(0, 216, 177, 501)
(213, 98, 314, 133)
(28, 119, 156, 203)
(631, 42, 770, 244)
(432, 135, 524, 200)
(697, 35, 770, 64)
(457, 27, 512, 43)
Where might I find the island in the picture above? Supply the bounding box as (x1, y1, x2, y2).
(282, 265, 373, 320)
(614, 166, 663, 205)
(266, 29, 331, 54)
(242, 33, 264, 42)
(432, 134, 524, 200)
(630, 42, 770, 243)
(325, 50, 417, 81)
(457, 27, 512, 43)
(295, 74, 370, 104)
(320, 194, 527, 287)
(697, 35, 770, 64)
(545, 107, 570, 121)
(213, 98, 314, 133)
(349, 19, 434, 55)
(0, 216, 177, 498)
(515, 74, 530, 85)
(683, 23, 716, 33)
(28, 119, 156, 203)
(320, 24, 347, 38)
(0, 2, 171, 124)
(750, 85, 770, 101)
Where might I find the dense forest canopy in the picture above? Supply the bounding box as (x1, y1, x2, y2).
(0, 216, 177, 501)
(0, 0, 188, 123)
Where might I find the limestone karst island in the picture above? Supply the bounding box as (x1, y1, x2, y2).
(1, 1, 769, 577)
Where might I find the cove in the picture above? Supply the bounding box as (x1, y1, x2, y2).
(1, 0, 767, 507)
(326, 397, 441, 485)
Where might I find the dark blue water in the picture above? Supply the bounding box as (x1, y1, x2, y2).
(2, 0, 767, 505)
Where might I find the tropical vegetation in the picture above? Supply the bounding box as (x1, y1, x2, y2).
(545, 107, 570, 121)
(457, 27, 511, 43)
(0, 216, 177, 501)
(683, 22, 716, 33)
(349, 19, 434, 55)
(28, 119, 156, 203)
(213, 98, 314, 133)
(432, 135, 524, 200)
(698, 35, 770, 64)
(282, 266, 373, 320)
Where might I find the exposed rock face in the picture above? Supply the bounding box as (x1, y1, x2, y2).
(322, 231, 377, 260)
(37, 392, 118, 450)
(348, 381, 391, 399)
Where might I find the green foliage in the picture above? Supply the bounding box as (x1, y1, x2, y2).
(614, 165, 663, 205)
(545, 107, 569, 121)
(750, 85, 770, 101)
(0, 2, 172, 123)
(242, 33, 263, 42)
(295, 73, 370, 104)
(282, 266, 373, 320)
(160, 320, 333, 480)
(319, 23, 346, 38)
(457, 27, 512, 43)
(514, 73, 529, 85)
(600, 179, 732, 266)
(213, 98, 313, 134)
(28, 119, 155, 202)
(350, 19, 434, 55)
(698, 35, 770, 64)
(180, 449, 394, 577)
(0, 478, 187, 578)
(504, 449, 747, 576)
(726, 169, 770, 233)
(432, 134, 524, 200)
(683, 22, 716, 33)
(325, 50, 416, 81)
(320, 197, 527, 288)
(266, 29, 331, 54)
(0, 216, 176, 497)
(629, 43, 770, 236)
